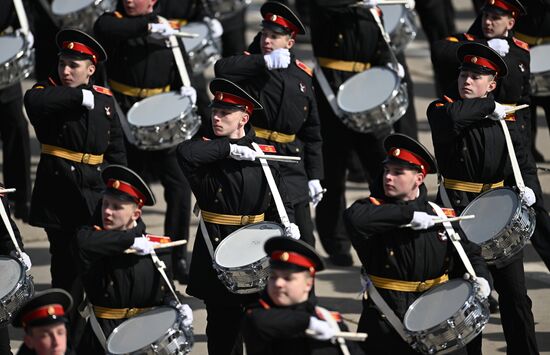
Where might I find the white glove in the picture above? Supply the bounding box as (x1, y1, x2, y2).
(204, 17, 223, 38)
(308, 179, 324, 207)
(488, 102, 507, 120)
(487, 38, 510, 57)
(81, 89, 95, 110)
(176, 303, 193, 327)
(149, 22, 178, 39)
(264, 48, 291, 70)
(307, 316, 337, 341)
(409, 211, 437, 230)
(361, 0, 378, 7)
(131, 236, 154, 255)
(405, 0, 415, 9)
(521, 187, 536, 207)
(284, 223, 301, 240)
(229, 144, 257, 161)
(21, 252, 32, 271)
(464, 273, 491, 299)
(180, 86, 197, 106)
(387, 62, 405, 79)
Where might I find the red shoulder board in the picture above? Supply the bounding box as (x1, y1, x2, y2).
(446, 36, 459, 42)
(93, 225, 103, 231)
(443, 95, 454, 103)
(145, 234, 172, 244)
(201, 136, 210, 141)
(440, 208, 456, 218)
(257, 144, 277, 153)
(369, 197, 384, 205)
(464, 33, 476, 41)
(243, 51, 251, 56)
(114, 11, 124, 18)
(258, 298, 271, 309)
(295, 59, 313, 77)
(512, 37, 530, 51)
(47, 77, 58, 86)
(93, 85, 112, 96)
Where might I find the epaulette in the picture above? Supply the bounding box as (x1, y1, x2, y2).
(257, 144, 277, 153)
(258, 298, 270, 309)
(201, 136, 210, 141)
(48, 77, 58, 86)
(440, 208, 456, 218)
(93, 225, 103, 231)
(369, 197, 384, 205)
(243, 51, 251, 56)
(443, 95, 454, 103)
(434, 95, 453, 107)
(145, 234, 172, 244)
(512, 37, 530, 51)
(295, 59, 313, 77)
(446, 36, 459, 42)
(113, 11, 123, 19)
(464, 33, 476, 41)
(314, 309, 342, 322)
(93, 85, 113, 96)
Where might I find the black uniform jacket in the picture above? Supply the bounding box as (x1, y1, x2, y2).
(344, 184, 489, 318)
(0, 188, 24, 256)
(24, 78, 126, 230)
(309, 0, 393, 92)
(243, 293, 365, 355)
(75, 215, 174, 338)
(177, 127, 293, 304)
(214, 36, 324, 204)
(156, 0, 211, 22)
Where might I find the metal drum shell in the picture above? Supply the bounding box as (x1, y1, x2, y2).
(0, 34, 35, 90)
(0, 256, 35, 326)
(51, 0, 117, 33)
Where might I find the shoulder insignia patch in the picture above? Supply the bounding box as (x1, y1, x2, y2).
(93, 85, 113, 96)
(369, 197, 384, 205)
(257, 144, 277, 153)
(295, 59, 313, 77)
(114, 11, 123, 19)
(512, 37, 530, 51)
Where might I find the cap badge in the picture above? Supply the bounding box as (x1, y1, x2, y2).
(271, 14, 277, 21)
(393, 148, 401, 157)
(105, 106, 111, 117)
(280, 252, 289, 262)
(113, 180, 120, 189)
(490, 0, 495, 4)
(47, 306, 55, 315)
(68, 42, 74, 49)
(215, 92, 223, 101)
(471, 56, 478, 63)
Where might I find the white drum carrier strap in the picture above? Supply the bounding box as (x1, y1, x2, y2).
(82, 301, 108, 350)
(498, 119, 526, 192)
(149, 248, 182, 305)
(159, 16, 192, 88)
(197, 208, 216, 258)
(251, 143, 290, 228)
(313, 63, 343, 118)
(0, 196, 23, 256)
(315, 306, 351, 355)
(428, 202, 477, 278)
(13, 0, 30, 35)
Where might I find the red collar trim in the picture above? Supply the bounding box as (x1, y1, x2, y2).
(22, 304, 65, 327)
(463, 55, 500, 74)
(271, 251, 316, 274)
(62, 41, 99, 64)
(486, 0, 520, 17)
(387, 148, 429, 176)
(214, 91, 254, 114)
(264, 13, 300, 37)
(107, 179, 146, 207)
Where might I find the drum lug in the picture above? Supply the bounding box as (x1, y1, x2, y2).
(446, 319, 456, 328)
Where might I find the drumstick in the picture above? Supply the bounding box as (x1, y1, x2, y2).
(400, 215, 475, 228)
(504, 104, 529, 113)
(124, 240, 188, 254)
(173, 32, 200, 38)
(306, 329, 368, 342)
(0, 188, 16, 194)
(255, 154, 301, 163)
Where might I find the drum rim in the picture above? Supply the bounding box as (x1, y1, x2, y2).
(127, 92, 193, 127)
(0, 256, 27, 299)
(529, 44, 550, 73)
(51, 0, 99, 15)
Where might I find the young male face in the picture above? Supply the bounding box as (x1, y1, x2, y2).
(211, 107, 249, 139)
(260, 28, 295, 55)
(383, 162, 424, 201)
(267, 268, 313, 306)
(24, 323, 67, 355)
(101, 195, 141, 231)
(457, 70, 497, 99)
(57, 56, 95, 87)
(482, 11, 515, 38)
(122, 0, 157, 16)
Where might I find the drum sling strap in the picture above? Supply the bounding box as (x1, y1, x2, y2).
(313, 64, 343, 118)
(315, 306, 351, 355)
(0, 194, 23, 257)
(498, 119, 526, 192)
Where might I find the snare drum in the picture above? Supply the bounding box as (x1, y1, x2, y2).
(107, 306, 193, 355)
(0, 34, 34, 90)
(208, 0, 251, 21)
(404, 279, 489, 355)
(459, 187, 536, 265)
(0, 256, 35, 326)
(181, 22, 221, 73)
(529, 44, 550, 97)
(127, 92, 201, 151)
(51, 0, 116, 33)
(337, 67, 408, 133)
(213, 222, 285, 294)
(380, 5, 418, 53)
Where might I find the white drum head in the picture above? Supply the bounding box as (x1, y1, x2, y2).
(380, 5, 404, 33)
(127, 92, 192, 126)
(107, 307, 177, 354)
(52, 0, 95, 14)
(214, 222, 284, 268)
(404, 279, 472, 332)
(337, 67, 399, 113)
(460, 188, 518, 244)
(0, 36, 24, 64)
(530, 44, 550, 74)
(0, 257, 23, 299)
(181, 22, 210, 52)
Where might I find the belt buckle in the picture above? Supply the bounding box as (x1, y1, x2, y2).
(353, 62, 363, 72)
(241, 215, 250, 225)
(481, 183, 492, 192)
(416, 281, 429, 292)
(81, 153, 91, 164)
(270, 131, 278, 141)
(126, 308, 139, 318)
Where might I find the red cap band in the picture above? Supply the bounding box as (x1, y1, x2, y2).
(271, 251, 316, 274)
(22, 304, 65, 327)
(463, 55, 500, 74)
(107, 179, 146, 207)
(62, 41, 99, 64)
(388, 148, 429, 176)
(214, 91, 254, 114)
(486, 0, 520, 17)
(264, 13, 300, 37)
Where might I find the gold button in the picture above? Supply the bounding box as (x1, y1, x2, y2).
(241, 215, 249, 224)
(389, 250, 394, 256)
(81, 153, 91, 164)
(214, 238, 220, 242)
